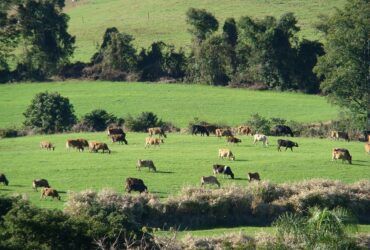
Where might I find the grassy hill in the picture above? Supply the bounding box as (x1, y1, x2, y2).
(64, 0, 346, 62)
(0, 81, 338, 128)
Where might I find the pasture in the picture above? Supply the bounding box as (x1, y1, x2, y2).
(0, 81, 338, 128)
(64, 0, 346, 61)
(0, 132, 368, 211)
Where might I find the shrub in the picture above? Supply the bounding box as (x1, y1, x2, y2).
(124, 112, 163, 132)
(23, 92, 76, 134)
(80, 109, 121, 132)
(246, 113, 271, 135)
(0, 128, 19, 138)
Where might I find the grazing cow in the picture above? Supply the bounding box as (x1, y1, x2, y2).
(89, 142, 111, 154)
(66, 139, 89, 152)
(332, 148, 352, 164)
(41, 188, 61, 200)
(201, 176, 220, 188)
(32, 179, 50, 191)
(0, 173, 9, 186)
(136, 160, 157, 172)
(204, 125, 218, 135)
(125, 178, 148, 193)
(191, 125, 209, 136)
(273, 125, 294, 137)
(213, 164, 234, 179)
(253, 134, 269, 146)
(111, 134, 128, 145)
(238, 126, 252, 135)
(365, 143, 370, 154)
(227, 136, 242, 144)
(215, 129, 233, 138)
(145, 137, 164, 148)
(148, 127, 167, 138)
(218, 148, 235, 160)
(330, 131, 350, 142)
(248, 172, 261, 182)
(40, 141, 55, 151)
(107, 128, 124, 136)
(277, 139, 299, 151)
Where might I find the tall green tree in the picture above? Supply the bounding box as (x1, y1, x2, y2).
(186, 8, 218, 44)
(17, 0, 75, 78)
(314, 0, 369, 122)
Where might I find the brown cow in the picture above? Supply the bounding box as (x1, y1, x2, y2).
(89, 141, 111, 154)
(330, 131, 350, 141)
(0, 173, 9, 186)
(107, 127, 124, 136)
(248, 172, 260, 182)
(365, 143, 370, 154)
(136, 160, 157, 172)
(40, 188, 61, 200)
(227, 136, 242, 144)
(66, 139, 89, 152)
(201, 176, 220, 188)
(125, 178, 148, 193)
(40, 141, 55, 151)
(111, 134, 128, 145)
(148, 127, 167, 138)
(238, 126, 252, 135)
(145, 137, 164, 148)
(32, 179, 50, 191)
(332, 148, 352, 164)
(218, 148, 235, 160)
(215, 128, 233, 138)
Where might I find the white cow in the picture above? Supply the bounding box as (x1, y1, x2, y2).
(253, 134, 269, 146)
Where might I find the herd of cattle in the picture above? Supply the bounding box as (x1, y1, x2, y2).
(1, 125, 369, 199)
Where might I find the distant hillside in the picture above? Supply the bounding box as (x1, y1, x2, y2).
(65, 0, 345, 62)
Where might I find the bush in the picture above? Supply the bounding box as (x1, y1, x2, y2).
(246, 113, 271, 135)
(124, 112, 163, 132)
(80, 109, 122, 132)
(0, 128, 19, 138)
(23, 92, 77, 134)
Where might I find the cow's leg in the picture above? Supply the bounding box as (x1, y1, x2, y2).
(290, 147, 293, 151)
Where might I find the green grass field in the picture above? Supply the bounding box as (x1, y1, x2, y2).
(0, 81, 339, 128)
(64, 0, 346, 61)
(0, 132, 368, 211)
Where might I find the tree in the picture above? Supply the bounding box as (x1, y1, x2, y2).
(81, 109, 119, 132)
(17, 0, 75, 78)
(222, 18, 238, 72)
(186, 8, 218, 43)
(314, 0, 369, 123)
(137, 42, 165, 81)
(24, 92, 76, 133)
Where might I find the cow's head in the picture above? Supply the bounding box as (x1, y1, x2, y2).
(294, 142, 299, 147)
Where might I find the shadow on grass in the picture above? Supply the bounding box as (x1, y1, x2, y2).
(155, 170, 174, 174)
(10, 184, 25, 187)
(233, 177, 249, 181)
(0, 188, 11, 191)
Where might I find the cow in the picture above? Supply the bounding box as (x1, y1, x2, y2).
(66, 139, 89, 152)
(89, 142, 111, 154)
(253, 134, 269, 146)
(218, 148, 235, 161)
(191, 125, 209, 136)
(40, 188, 61, 200)
(0, 173, 9, 186)
(148, 127, 167, 138)
(136, 160, 157, 172)
(32, 179, 50, 191)
(111, 134, 128, 145)
(125, 178, 148, 193)
(215, 128, 233, 138)
(107, 127, 124, 136)
(365, 143, 370, 154)
(145, 137, 164, 148)
(201, 176, 220, 188)
(227, 136, 242, 144)
(40, 141, 55, 151)
(330, 131, 350, 142)
(273, 125, 294, 137)
(238, 126, 252, 135)
(213, 164, 234, 179)
(332, 148, 352, 164)
(248, 172, 261, 182)
(277, 139, 299, 151)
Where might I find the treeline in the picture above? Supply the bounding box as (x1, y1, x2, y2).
(1, 0, 321, 93)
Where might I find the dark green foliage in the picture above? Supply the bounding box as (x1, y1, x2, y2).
(138, 42, 165, 81)
(246, 113, 271, 134)
(23, 92, 76, 133)
(16, 0, 75, 79)
(186, 8, 218, 43)
(125, 112, 163, 132)
(80, 109, 120, 132)
(223, 18, 238, 47)
(162, 46, 187, 79)
(314, 0, 369, 125)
